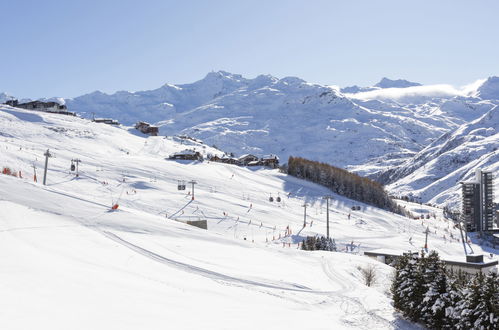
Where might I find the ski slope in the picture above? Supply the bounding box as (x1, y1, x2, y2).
(0, 106, 495, 329)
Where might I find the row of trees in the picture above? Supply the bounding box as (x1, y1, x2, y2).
(391, 251, 498, 329)
(301, 235, 336, 251)
(285, 156, 404, 214)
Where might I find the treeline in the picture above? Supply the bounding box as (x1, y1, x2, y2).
(392, 251, 498, 329)
(285, 156, 403, 214)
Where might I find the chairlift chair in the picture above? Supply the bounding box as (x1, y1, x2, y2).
(70, 160, 75, 171)
(269, 193, 274, 202)
(177, 180, 186, 190)
(276, 195, 281, 203)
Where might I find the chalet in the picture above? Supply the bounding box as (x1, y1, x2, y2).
(135, 121, 159, 136)
(93, 118, 120, 125)
(4, 99, 75, 116)
(169, 149, 203, 161)
(237, 154, 259, 166)
(247, 160, 263, 166)
(364, 249, 498, 275)
(219, 155, 239, 165)
(209, 155, 222, 162)
(262, 154, 280, 168)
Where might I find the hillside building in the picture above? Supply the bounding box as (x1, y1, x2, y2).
(461, 169, 495, 233)
(237, 154, 259, 166)
(135, 121, 159, 136)
(92, 118, 120, 125)
(4, 99, 75, 116)
(169, 149, 203, 161)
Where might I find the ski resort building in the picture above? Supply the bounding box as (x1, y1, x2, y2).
(262, 155, 279, 168)
(237, 154, 259, 165)
(4, 99, 75, 116)
(461, 169, 495, 232)
(364, 249, 498, 275)
(169, 149, 203, 161)
(92, 118, 120, 125)
(134, 121, 159, 136)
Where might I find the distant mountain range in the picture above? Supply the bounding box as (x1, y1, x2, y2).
(2, 71, 498, 208)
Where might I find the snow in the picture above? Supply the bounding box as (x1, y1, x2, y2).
(3, 71, 497, 212)
(3, 106, 494, 329)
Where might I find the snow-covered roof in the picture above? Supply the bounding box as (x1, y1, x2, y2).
(262, 154, 279, 160)
(173, 149, 198, 156)
(237, 154, 258, 160)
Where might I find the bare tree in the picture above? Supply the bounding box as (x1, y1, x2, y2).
(359, 264, 377, 287)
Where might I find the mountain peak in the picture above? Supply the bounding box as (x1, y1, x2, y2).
(476, 76, 499, 100)
(374, 77, 422, 89)
(202, 70, 247, 83)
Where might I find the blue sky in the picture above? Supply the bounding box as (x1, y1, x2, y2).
(1, 0, 498, 98)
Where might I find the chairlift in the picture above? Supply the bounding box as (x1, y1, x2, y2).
(269, 193, 274, 202)
(70, 160, 75, 171)
(177, 180, 186, 190)
(276, 195, 281, 203)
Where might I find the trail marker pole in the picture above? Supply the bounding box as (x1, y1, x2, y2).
(32, 164, 37, 182)
(43, 149, 52, 185)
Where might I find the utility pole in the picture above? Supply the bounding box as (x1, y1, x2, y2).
(323, 195, 333, 238)
(72, 158, 81, 177)
(188, 180, 197, 200)
(43, 149, 52, 185)
(302, 203, 308, 227)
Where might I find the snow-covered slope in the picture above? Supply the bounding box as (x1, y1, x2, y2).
(384, 106, 499, 208)
(2, 105, 494, 329)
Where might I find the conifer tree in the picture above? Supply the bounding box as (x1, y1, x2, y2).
(472, 272, 498, 329)
(391, 254, 414, 314)
(420, 252, 448, 328)
(456, 273, 484, 329)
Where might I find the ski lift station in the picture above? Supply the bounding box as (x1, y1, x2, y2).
(364, 249, 498, 275)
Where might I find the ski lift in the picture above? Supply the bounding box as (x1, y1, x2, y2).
(276, 193, 281, 203)
(177, 180, 186, 190)
(70, 160, 75, 171)
(269, 193, 274, 202)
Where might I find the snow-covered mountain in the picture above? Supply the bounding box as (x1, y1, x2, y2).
(473, 76, 499, 100)
(374, 77, 422, 89)
(2, 72, 498, 209)
(64, 72, 456, 171)
(384, 105, 499, 208)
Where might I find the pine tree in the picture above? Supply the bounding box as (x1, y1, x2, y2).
(442, 277, 464, 329)
(391, 254, 411, 313)
(420, 252, 448, 329)
(472, 272, 498, 329)
(456, 273, 484, 329)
